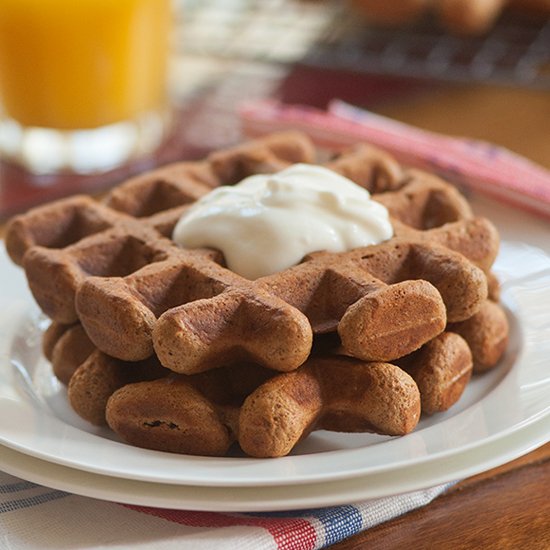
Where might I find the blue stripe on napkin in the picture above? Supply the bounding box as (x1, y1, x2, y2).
(0, 480, 39, 494)
(0, 490, 68, 514)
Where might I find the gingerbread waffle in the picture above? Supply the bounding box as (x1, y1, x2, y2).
(8, 131, 508, 457)
(8, 133, 498, 372)
(85, 191, 492, 372)
(43, 292, 508, 458)
(43, 320, 421, 456)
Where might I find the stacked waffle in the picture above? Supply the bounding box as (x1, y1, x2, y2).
(5, 132, 509, 458)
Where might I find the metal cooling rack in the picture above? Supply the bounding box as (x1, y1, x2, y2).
(306, 9, 550, 89)
(174, 0, 550, 89)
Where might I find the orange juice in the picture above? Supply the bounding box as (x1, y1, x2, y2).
(0, 0, 170, 130)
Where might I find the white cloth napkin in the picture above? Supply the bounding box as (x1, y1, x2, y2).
(0, 471, 452, 549)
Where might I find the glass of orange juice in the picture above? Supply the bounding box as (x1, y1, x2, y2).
(0, 0, 171, 174)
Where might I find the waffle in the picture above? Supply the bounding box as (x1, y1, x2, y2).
(44, 285, 508, 458)
(350, 0, 550, 35)
(8, 131, 508, 457)
(46, 319, 502, 459)
(8, 135, 498, 373)
(108, 357, 421, 458)
(83, 192, 493, 372)
(44, 321, 420, 456)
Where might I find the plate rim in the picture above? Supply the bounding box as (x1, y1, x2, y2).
(0, 411, 547, 512)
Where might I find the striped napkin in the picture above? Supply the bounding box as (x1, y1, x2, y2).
(240, 99, 550, 219)
(0, 471, 451, 549)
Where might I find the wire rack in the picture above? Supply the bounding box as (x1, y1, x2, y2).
(175, 0, 550, 89)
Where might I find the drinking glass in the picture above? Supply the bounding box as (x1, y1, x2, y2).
(0, 0, 172, 174)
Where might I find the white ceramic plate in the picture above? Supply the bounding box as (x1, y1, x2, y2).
(1, 196, 549, 490)
(0, 411, 547, 512)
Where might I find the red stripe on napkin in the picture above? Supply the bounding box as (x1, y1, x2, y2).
(123, 505, 318, 550)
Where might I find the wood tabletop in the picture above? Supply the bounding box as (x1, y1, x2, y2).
(332, 444, 550, 549)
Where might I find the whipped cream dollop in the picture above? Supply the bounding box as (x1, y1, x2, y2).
(172, 163, 393, 279)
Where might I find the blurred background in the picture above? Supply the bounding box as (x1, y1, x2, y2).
(1, 0, 549, 218)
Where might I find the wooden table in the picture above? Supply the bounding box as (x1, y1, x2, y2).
(1, 81, 549, 549)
